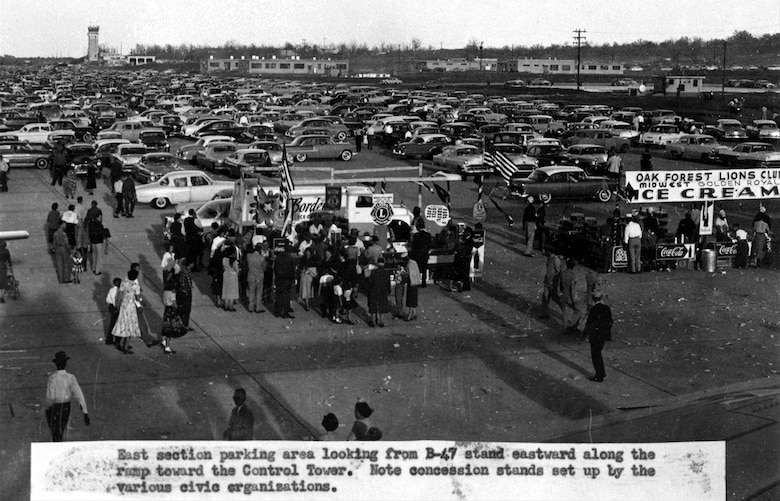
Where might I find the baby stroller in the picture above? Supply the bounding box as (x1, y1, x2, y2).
(4, 267, 20, 300)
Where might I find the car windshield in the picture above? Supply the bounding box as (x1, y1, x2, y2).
(539, 145, 564, 154)
(581, 147, 605, 155)
(496, 145, 522, 153)
(69, 147, 94, 156)
(145, 156, 174, 165)
(243, 153, 267, 164)
(457, 148, 478, 156)
(758, 123, 777, 129)
(142, 132, 166, 141)
(123, 147, 147, 155)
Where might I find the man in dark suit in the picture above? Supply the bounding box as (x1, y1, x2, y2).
(409, 220, 432, 287)
(223, 388, 254, 440)
(183, 209, 203, 272)
(583, 291, 613, 382)
(273, 244, 296, 318)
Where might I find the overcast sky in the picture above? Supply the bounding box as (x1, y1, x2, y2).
(1, 0, 778, 57)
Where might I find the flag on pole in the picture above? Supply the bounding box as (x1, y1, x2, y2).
(280, 144, 295, 204)
(433, 183, 450, 206)
(483, 141, 520, 185)
(488, 196, 514, 227)
(280, 144, 295, 235)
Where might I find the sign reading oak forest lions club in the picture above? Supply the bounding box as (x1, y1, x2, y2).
(371, 194, 394, 225)
(624, 168, 780, 203)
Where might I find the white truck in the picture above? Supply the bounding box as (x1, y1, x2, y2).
(228, 177, 413, 250)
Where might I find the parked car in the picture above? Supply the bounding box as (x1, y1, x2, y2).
(286, 117, 350, 141)
(49, 119, 93, 142)
(525, 143, 572, 167)
(665, 134, 729, 162)
(492, 143, 538, 177)
(64, 143, 97, 177)
(599, 120, 640, 144)
(0, 141, 52, 169)
(393, 134, 451, 159)
(138, 129, 170, 152)
(177, 135, 236, 163)
(222, 148, 274, 178)
(11, 123, 54, 144)
(285, 135, 356, 162)
(111, 143, 149, 174)
(717, 142, 776, 166)
(639, 124, 683, 147)
(565, 144, 609, 173)
(431, 144, 491, 179)
(563, 128, 632, 151)
(529, 78, 552, 87)
(192, 120, 245, 141)
(99, 120, 155, 143)
(247, 140, 288, 165)
(164, 196, 234, 238)
(746, 120, 780, 142)
(94, 138, 130, 173)
(194, 141, 239, 172)
(380, 77, 403, 85)
(504, 79, 527, 88)
(510, 165, 617, 203)
(134, 152, 181, 184)
(713, 119, 748, 142)
(135, 170, 234, 209)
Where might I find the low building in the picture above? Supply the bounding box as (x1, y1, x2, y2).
(203, 56, 348, 76)
(126, 55, 156, 66)
(392, 58, 497, 73)
(497, 58, 624, 75)
(652, 75, 705, 95)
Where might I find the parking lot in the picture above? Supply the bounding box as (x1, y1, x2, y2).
(1, 72, 780, 499)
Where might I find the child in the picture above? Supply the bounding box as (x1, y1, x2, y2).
(105, 278, 122, 345)
(71, 249, 85, 284)
(320, 413, 340, 441)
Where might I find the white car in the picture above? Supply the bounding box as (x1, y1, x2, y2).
(380, 77, 403, 85)
(135, 170, 234, 209)
(639, 124, 683, 147)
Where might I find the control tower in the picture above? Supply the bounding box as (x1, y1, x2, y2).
(87, 26, 100, 62)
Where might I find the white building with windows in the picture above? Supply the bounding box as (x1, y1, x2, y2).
(203, 56, 348, 76)
(498, 58, 624, 75)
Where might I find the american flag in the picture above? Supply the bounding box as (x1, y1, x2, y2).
(483, 142, 520, 185)
(280, 144, 295, 204)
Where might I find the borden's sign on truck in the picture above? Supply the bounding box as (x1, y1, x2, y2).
(229, 177, 413, 243)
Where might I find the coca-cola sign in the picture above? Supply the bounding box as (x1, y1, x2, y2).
(715, 242, 738, 256)
(611, 246, 628, 268)
(655, 243, 695, 260)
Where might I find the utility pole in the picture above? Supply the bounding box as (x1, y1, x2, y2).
(721, 41, 727, 100)
(573, 29, 586, 91)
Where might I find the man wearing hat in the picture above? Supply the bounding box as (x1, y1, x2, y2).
(45, 351, 90, 441)
(582, 291, 613, 383)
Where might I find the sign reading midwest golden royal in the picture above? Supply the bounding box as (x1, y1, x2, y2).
(624, 169, 780, 203)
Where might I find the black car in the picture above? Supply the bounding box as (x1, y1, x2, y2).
(138, 129, 170, 152)
(65, 143, 98, 178)
(526, 143, 573, 167)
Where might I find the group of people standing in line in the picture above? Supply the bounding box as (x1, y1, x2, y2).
(45, 198, 109, 284)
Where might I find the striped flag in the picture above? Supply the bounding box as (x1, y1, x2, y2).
(280, 144, 295, 204)
(280, 144, 295, 235)
(483, 142, 520, 185)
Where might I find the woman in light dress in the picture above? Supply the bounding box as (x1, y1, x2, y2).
(112, 269, 141, 354)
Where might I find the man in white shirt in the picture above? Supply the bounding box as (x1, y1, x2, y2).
(624, 216, 643, 273)
(61, 204, 79, 247)
(45, 351, 90, 441)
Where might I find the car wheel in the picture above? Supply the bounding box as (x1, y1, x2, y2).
(670, 150, 680, 159)
(83, 132, 93, 142)
(340, 150, 353, 161)
(35, 157, 50, 170)
(152, 197, 169, 209)
(597, 188, 612, 203)
(295, 153, 307, 162)
(539, 193, 552, 204)
(336, 131, 347, 141)
(619, 143, 629, 153)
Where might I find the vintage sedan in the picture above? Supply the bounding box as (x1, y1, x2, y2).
(223, 148, 274, 178)
(565, 144, 609, 173)
(0, 141, 52, 169)
(746, 120, 780, 142)
(194, 141, 239, 172)
(639, 124, 683, 147)
(111, 144, 148, 174)
(138, 129, 170, 152)
(665, 134, 729, 162)
(714, 119, 748, 142)
(393, 134, 451, 159)
(135, 170, 234, 209)
(94, 138, 130, 172)
(493, 143, 538, 176)
(432, 144, 491, 179)
(525, 143, 572, 167)
(286, 117, 351, 141)
(134, 152, 181, 184)
(177, 135, 236, 163)
(247, 140, 288, 165)
(285, 135, 356, 162)
(717, 142, 776, 166)
(510, 165, 617, 203)
(65, 143, 98, 177)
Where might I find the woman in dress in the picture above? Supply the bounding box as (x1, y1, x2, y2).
(298, 247, 318, 311)
(160, 275, 186, 354)
(112, 269, 141, 354)
(0, 241, 11, 303)
(221, 246, 240, 311)
(85, 162, 97, 195)
(405, 258, 421, 321)
(347, 401, 382, 441)
(63, 166, 78, 199)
